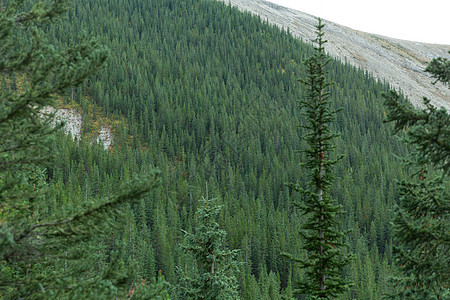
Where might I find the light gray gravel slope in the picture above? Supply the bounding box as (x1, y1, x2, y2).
(218, 0, 450, 110)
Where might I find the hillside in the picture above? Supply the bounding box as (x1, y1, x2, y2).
(43, 0, 409, 298)
(218, 0, 450, 110)
(5, 0, 439, 298)
(52, 0, 450, 150)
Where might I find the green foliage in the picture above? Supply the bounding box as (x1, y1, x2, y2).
(54, 3, 404, 294)
(0, 0, 422, 298)
(425, 52, 449, 85)
(178, 197, 240, 299)
(43, 0, 409, 297)
(0, 0, 106, 173)
(128, 271, 171, 299)
(384, 92, 450, 176)
(284, 19, 352, 299)
(0, 1, 165, 298)
(383, 56, 450, 298)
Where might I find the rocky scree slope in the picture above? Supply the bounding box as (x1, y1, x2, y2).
(218, 0, 450, 110)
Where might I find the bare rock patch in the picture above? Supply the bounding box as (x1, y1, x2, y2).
(42, 106, 113, 150)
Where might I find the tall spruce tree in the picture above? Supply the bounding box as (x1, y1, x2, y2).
(383, 53, 449, 299)
(178, 197, 240, 299)
(0, 1, 165, 298)
(284, 19, 352, 299)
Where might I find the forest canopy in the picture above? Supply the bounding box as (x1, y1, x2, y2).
(2, 0, 447, 299)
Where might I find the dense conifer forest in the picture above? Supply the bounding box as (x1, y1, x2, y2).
(1, 0, 448, 299)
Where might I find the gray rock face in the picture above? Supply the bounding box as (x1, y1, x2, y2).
(41, 107, 82, 140)
(97, 125, 113, 150)
(218, 0, 450, 110)
(41, 106, 113, 150)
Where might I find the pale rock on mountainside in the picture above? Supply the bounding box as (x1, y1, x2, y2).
(218, 0, 450, 110)
(97, 125, 113, 150)
(42, 106, 113, 150)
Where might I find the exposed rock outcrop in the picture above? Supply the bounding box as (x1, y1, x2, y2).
(42, 106, 113, 150)
(97, 125, 113, 150)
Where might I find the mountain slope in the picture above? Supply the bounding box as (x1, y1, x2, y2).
(45, 0, 412, 297)
(218, 0, 450, 110)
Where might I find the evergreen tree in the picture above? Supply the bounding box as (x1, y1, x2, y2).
(383, 55, 449, 299)
(127, 271, 171, 300)
(425, 52, 449, 85)
(178, 197, 240, 299)
(284, 19, 352, 299)
(0, 1, 165, 298)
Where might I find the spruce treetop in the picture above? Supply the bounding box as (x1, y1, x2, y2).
(285, 18, 352, 299)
